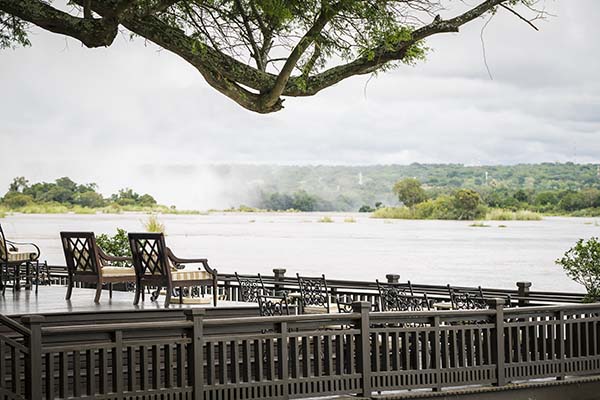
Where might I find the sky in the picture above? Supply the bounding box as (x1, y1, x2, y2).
(1, 1, 599, 208)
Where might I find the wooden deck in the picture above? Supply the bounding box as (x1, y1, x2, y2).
(0, 285, 257, 317)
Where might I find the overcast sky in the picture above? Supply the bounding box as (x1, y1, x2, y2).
(1, 1, 599, 208)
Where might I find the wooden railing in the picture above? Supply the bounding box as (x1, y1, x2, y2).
(45, 265, 585, 306)
(2, 300, 600, 399)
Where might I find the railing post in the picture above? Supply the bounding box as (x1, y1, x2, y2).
(487, 298, 505, 387)
(386, 274, 400, 284)
(185, 308, 205, 400)
(352, 301, 372, 398)
(516, 282, 532, 307)
(22, 315, 44, 400)
(273, 268, 287, 296)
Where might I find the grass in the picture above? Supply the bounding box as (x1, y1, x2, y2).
(142, 214, 165, 233)
(0, 211, 5, 219)
(318, 216, 334, 223)
(486, 209, 542, 221)
(470, 222, 491, 227)
(344, 217, 356, 223)
(372, 207, 414, 219)
(498, 224, 508, 228)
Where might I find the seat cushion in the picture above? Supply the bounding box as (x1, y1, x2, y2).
(7, 251, 37, 262)
(171, 270, 212, 281)
(101, 266, 136, 277)
(303, 303, 339, 314)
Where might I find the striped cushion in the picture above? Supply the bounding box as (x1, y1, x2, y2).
(101, 266, 136, 277)
(172, 270, 212, 281)
(303, 303, 339, 314)
(7, 251, 37, 262)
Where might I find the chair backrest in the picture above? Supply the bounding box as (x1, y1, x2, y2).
(235, 272, 266, 302)
(257, 295, 290, 316)
(60, 232, 102, 276)
(0, 224, 7, 263)
(128, 232, 170, 279)
(376, 280, 421, 312)
(448, 285, 487, 310)
(296, 273, 330, 312)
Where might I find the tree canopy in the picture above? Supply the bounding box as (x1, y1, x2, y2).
(0, 0, 544, 113)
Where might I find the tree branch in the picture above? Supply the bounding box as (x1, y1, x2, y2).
(283, 0, 511, 97)
(500, 3, 539, 31)
(0, 0, 119, 47)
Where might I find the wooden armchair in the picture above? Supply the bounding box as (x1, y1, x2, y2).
(60, 232, 136, 303)
(128, 232, 218, 307)
(1, 223, 41, 294)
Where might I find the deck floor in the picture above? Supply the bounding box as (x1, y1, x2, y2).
(0, 285, 256, 316)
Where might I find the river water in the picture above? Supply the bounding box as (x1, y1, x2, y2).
(1, 213, 598, 292)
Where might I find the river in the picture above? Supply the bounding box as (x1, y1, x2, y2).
(1, 213, 598, 292)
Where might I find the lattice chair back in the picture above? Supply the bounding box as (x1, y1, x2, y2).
(128, 232, 170, 278)
(376, 279, 417, 312)
(235, 272, 266, 302)
(258, 295, 290, 316)
(60, 232, 102, 275)
(296, 273, 330, 313)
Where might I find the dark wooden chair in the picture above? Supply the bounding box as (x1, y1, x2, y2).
(376, 280, 430, 311)
(257, 295, 290, 316)
(296, 273, 339, 314)
(60, 232, 136, 303)
(128, 232, 218, 307)
(1, 223, 41, 295)
(235, 272, 267, 302)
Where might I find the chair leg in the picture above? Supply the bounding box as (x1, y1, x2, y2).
(133, 281, 141, 305)
(1, 266, 5, 296)
(109, 283, 113, 299)
(164, 284, 172, 307)
(213, 279, 218, 306)
(65, 278, 74, 300)
(94, 283, 102, 303)
(179, 286, 183, 304)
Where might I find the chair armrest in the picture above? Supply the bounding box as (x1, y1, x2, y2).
(166, 247, 215, 274)
(6, 240, 40, 260)
(96, 245, 132, 264)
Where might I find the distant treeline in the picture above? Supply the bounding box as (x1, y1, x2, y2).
(244, 163, 600, 213)
(0, 176, 170, 213)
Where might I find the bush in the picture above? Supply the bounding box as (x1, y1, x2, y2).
(486, 209, 542, 221)
(96, 228, 131, 267)
(318, 216, 334, 223)
(372, 206, 414, 219)
(2, 192, 34, 208)
(556, 237, 600, 302)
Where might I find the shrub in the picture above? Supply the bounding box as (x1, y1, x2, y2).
(96, 228, 131, 267)
(2, 192, 34, 208)
(344, 217, 356, 223)
(318, 216, 334, 223)
(486, 209, 542, 221)
(556, 237, 600, 302)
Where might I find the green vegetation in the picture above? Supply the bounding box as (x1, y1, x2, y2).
(96, 228, 130, 267)
(556, 238, 600, 302)
(344, 217, 356, 223)
(372, 189, 486, 220)
(0, 176, 196, 215)
(142, 215, 165, 233)
(258, 191, 334, 212)
(393, 178, 427, 207)
(469, 222, 491, 228)
(318, 216, 334, 223)
(234, 163, 600, 213)
(486, 209, 542, 221)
